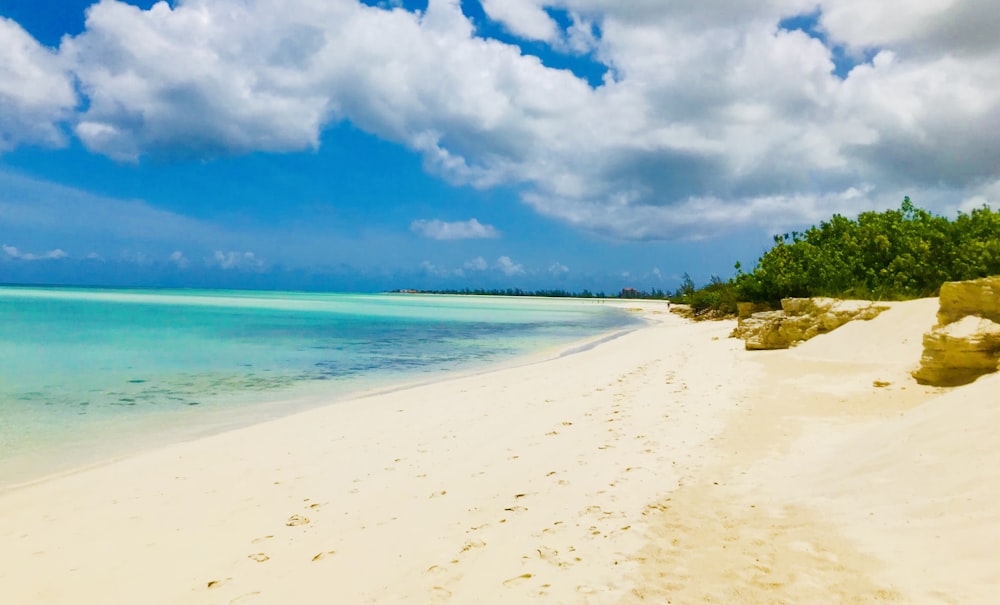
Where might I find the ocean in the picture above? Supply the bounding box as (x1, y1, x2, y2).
(0, 286, 638, 488)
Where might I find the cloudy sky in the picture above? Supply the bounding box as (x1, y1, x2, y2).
(1, 0, 998, 292)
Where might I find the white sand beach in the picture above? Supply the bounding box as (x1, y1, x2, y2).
(1, 299, 997, 604)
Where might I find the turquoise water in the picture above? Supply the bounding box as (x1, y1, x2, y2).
(0, 287, 636, 486)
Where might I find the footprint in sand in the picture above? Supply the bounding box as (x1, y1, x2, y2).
(460, 539, 487, 553)
(503, 573, 534, 587)
(251, 535, 274, 544)
(535, 546, 559, 562)
(248, 552, 270, 563)
(286, 515, 310, 526)
(311, 550, 336, 562)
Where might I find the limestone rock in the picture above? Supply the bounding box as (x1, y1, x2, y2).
(913, 316, 1000, 386)
(912, 275, 1000, 386)
(937, 276, 1000, 326)
(736, 297, 889, 350)
(736, 301, 772, 319)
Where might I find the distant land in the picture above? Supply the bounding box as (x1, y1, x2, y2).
(390, 287, 670, 300)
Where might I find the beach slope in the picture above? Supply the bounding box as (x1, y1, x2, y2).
(1, 299, 997, 604)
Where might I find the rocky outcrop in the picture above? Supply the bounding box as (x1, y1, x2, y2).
(735, 297, 889, 350)
(736, 302, 772, 319)
(913, 276, 1000, 386)
(936, 276, 1000, 325)
(912, 316, 1000, 386)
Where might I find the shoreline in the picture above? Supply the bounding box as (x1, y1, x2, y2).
(2, 298, 997, 603)
(0, 302, 645, 494)
(2, 300, 720, 604)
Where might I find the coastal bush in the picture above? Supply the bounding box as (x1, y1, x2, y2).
(674, 275, 739, 315)
(676, 198, 1000, 311)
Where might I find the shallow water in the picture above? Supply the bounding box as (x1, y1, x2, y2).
(0, 287, 636, 486)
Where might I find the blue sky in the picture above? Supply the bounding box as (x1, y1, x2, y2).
(1, 1, 998, 292)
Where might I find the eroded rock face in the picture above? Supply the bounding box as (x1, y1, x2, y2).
(913, 277, 1000, 386)
(736, 301, 772, 319)
(912, 317, 1000, 386)
(736, 297, 889, 350)
(937, 276, 1000, 325)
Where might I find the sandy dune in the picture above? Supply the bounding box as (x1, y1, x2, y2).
(1, 299, 997, 604)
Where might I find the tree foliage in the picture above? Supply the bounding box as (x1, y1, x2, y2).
(676, 198, 1000, 310)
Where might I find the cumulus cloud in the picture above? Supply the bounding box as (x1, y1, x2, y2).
(464, 256, 488, 271)
(2, 244, 68, 261)
(420, 260, 464, 277)
(210, 250, 265, 271)
(495, 255, 525, 276)
(422, 254, 526, 277)
(168, 250, 190, 268)
(410, 218, 500, 240)
(2, 0, 999, 238)
(480, 0, 560, 43)
(549, 261, 569, 274)
(818, 0, 1000, 57)
(0, 18, 77, 151)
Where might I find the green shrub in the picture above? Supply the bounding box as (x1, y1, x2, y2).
(678, 198, 1000, 313)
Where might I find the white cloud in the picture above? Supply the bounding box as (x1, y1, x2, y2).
(549, 261, 569, 274)
(410, 218, 500, 240)
(425, 255, 526, 277)
(168, 250, 190, 268)
(480, 0, 559, 42)
(0, 18, 77, 151)
(495, 255, 525, 276)
(464, 256, 488, 271)
(818, 0, 1000, 57)
(211, 250, 265, 271)
(2, 0, 998, 239)
(2, 244, 68, 261)
(420, 259, 464, 277)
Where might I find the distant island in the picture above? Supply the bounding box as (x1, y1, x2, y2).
(389, 287, 670, 300)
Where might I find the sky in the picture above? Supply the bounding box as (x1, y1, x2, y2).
(1, 0, 998, 293)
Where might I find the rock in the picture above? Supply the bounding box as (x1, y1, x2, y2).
(937, 276, 1000, 326)
(911, 276, 1000, 386)
(738, 311, 793, 350)
(736, 297, 889, 350)
(912, 316, 1000, 386)
(736, 301, 772, 319)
